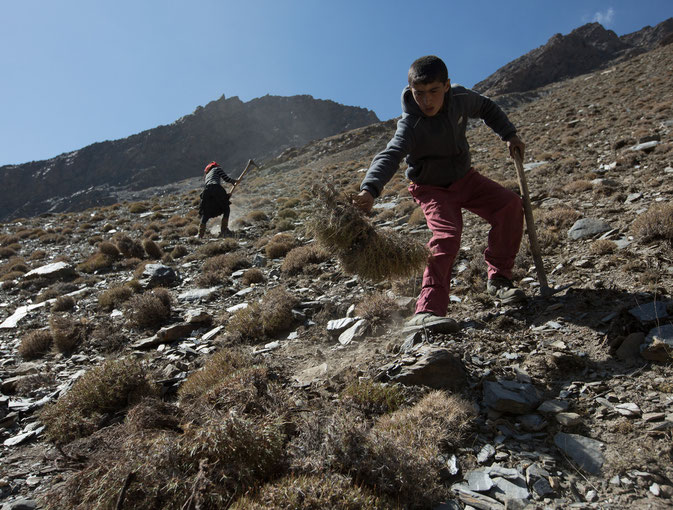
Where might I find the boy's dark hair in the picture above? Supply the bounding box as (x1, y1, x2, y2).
(408, 55, 448, 85)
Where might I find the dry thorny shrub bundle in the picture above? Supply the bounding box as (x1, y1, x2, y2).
(308, 183, 429, 282)
(39, 347, 476, 509)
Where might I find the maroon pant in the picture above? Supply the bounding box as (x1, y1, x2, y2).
(409, 169, 523, 316)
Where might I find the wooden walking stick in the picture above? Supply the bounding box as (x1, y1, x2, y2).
(229, 159, 258, 196)
(512, 152, 553, 297)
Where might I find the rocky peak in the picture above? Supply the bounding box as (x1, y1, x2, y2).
(474, 18, 672, 97)
(0, 94, 378, 221)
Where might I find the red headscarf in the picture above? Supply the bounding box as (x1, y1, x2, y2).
(204, 161, 219, 174)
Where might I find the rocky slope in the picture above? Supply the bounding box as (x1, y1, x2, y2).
(474, 18, 673, 97)
(0, 95, 379, 222)
(0, 36, 672, 510)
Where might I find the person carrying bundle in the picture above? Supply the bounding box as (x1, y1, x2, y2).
(353, 55, 527, 332)
(197, 161, 237, 238)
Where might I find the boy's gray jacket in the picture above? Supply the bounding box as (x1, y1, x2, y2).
(360, 84, 517, 198)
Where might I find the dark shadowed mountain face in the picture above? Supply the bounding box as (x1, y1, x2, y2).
(473, 18, 673, 97)
(0, 94, 379, 221)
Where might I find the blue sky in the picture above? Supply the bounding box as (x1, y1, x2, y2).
(1, 1, 671, 166)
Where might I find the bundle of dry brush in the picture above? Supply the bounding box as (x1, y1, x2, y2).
(308, 184, 429, 282)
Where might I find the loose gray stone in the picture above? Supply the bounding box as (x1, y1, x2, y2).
(477, 444, 496, 464)
(338, 319, 368, 345)
(644, 324, 673, 348)
(139, 264, 180, 288)
(629, 301, 668, 323)
(532, 477, 554, 497)
(554, 432, 605, 474)
(556, 412, 582, 426)
(629, 140, 659, 151)
(23, 261, 76, 280)
(388, 347, 468, 391)
(184, 309, 212, 325)
(327, 317, 358, 335)
(252, 254, 266, 267)
(642, 412, 665, 422)
(452, 485, 505, 510)
(615, 403, 641, 417)
(466, 469, 493, 492)
(567, 218, 612, 240)
(1, 499, 38, 510)
(483, 380, 543, 414)
(518, 413, 547, 432)
(616, 332, 645, 360)
(491, 475, 530, 502)
(537, 399, 570, 413)
(400, 330, 423, 353)
(178, 285, 220, 301)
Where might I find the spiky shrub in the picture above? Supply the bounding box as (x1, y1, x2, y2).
(242, 268, 264, 285)
(49, 315, 86, 354)
(341, 380, 405, 417)
(18, 330, 53, 360)
(51, 295, 76, 312)
(202, 252, 250, 275)
(308, 184, 429, 282)
(631, 203, 673, 245)
(230, 474, 393, 510)
(76, 252, 116, 273)
(114, 234, 145, 259)
(125, 289, 172, 330)
(281, 244, 330, 275)
(264, 233, 297, 259)
(97, 241, 120, 258)
(171, 244, 189, 258)
(198, 238, 239, 257)
(408, 207, 426, 226)
(227, 287, 297, 343)
(97, 285, 134, 311)
(128, 202, 149, 213)
(178, 348, 252, 402)
(142, 239, 163, 259)
(354, 292, 398, 329)
(291, 391, 475, 508)
(590, 239, 617, 255)
(40, 358, 155, 444)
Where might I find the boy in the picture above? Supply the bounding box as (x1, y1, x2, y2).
(198, 161, 238, 238)
(353, 55, 526, 332)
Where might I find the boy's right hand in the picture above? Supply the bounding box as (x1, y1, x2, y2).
(352, 190, 374, 213)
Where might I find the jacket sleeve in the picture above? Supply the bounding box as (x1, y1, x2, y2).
(216, 167, 237, 185)
(464, 88, 517, 141)
(360, 117, 416, 198)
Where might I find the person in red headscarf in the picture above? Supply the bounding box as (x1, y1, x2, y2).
(197, 161, 237, 238)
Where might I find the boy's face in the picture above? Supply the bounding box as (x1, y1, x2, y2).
(410, 80, 450, 117)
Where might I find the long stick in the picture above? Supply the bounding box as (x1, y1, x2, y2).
(513, 153, 551, 297)
(229, 159, 258, 195)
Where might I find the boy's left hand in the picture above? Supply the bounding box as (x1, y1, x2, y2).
(507, 135, 525, 160)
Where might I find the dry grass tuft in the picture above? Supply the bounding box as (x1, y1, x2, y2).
(171, 244, 189, 258)
(281, 244, 330, 275)
(199, 238, 239, 257)
(178, 348, 252, 402)
(291, 390, 475, 507)
(308, 184, 429, 281)
(125, 289, 172, 330)
(40, 358, 155, 444)
(265, 233, 297, 259)
(341, 380, 405, 417)
(242, 267, 265, 285)
(142, 239, 163, 259)
(76, 252, 116, 273)
(227, 287, 297, 343)
(18, 329, 53, 360)
(354, 292, 398, 329)
(97, 285, 134, 311)
(631, 203, 673, 245)
(51, 295, 76, 312)
(590, 239, 617, 255)
(115, 234, 145, 259)
(230, 474, 392, 510)
(49, 314, 87, 354)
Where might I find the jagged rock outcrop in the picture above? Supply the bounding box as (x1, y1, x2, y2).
(0, 95, 378, 221)
(474, 18, 673, 97)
